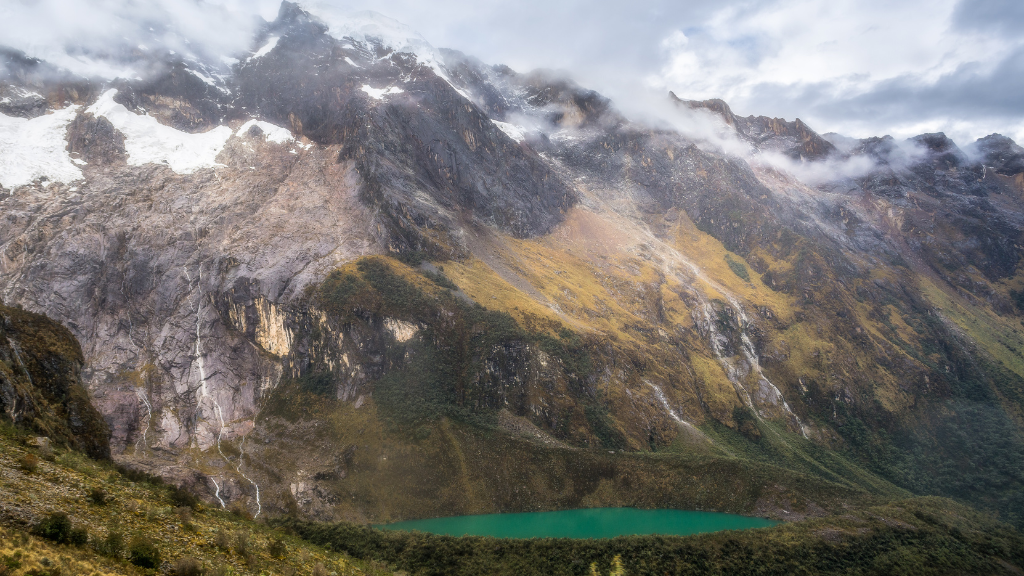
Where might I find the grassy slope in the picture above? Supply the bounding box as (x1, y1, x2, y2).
(256, 378, 897, 524)
(243, 255, 913, 526)
(0, 425, 395, 576)
(5, 415, 1023, 576)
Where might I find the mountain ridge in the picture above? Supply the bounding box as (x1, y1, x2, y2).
(1, 1, 1024, 533)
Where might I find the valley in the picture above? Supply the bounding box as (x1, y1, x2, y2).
(2, 1, 1024, 573)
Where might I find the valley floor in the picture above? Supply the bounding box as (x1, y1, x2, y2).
(3, 425, 1024, 576)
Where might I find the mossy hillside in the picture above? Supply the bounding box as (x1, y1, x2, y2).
(656, 207, 1024, 527)
(441, 237, 743, 433)
(0, 302, 110, 460)
(0, 426, 396, 576)
(307, 257, 597, 438)
(256, 240, 1024, 527)
(283, 496, 1024, 576)
(255, 380, 889, 524)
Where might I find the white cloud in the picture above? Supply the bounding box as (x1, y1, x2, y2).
(0, 0, 277, 78)
(647, 0, 1024, 144)
(1, 0, 1022, 147)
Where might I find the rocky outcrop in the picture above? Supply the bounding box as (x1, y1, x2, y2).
(673, 93, 837, 160)
(0, 300, 110, 459)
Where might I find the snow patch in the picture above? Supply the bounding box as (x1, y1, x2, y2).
(87, 89, 232, 174)
(0, 106, 83, 191)
(250, 36, 279, 60)
(188, 68, 218, 87)
(361, 84, 405, 100)
(236, 119, 294, 144)
(492, 120, 526, 142)
(344, 57, 360, 68)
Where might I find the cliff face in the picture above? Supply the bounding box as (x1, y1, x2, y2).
(2, 2, 1024, 527)
(0, 300, 110, 459)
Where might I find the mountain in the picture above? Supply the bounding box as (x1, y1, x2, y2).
(1, 0, 1024, 536)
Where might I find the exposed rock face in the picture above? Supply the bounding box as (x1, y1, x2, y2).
(0, 300, 110, 459)
(232, 3, 576, 256)
(673, 93, 837, 160)
(2, 1, 1024, 527)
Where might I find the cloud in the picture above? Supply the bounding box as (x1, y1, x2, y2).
(0, 0, 276, 78)
(2, 0, 1022, 148)
(952, 0, 1024, 37)
(648, 0, 1024, 145)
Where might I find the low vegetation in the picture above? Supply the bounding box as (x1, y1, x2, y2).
(0, 423, 396, 576)
(282, 497, 1024, 576)
(3, 405, 1024, 575)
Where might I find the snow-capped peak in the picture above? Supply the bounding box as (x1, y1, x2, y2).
(296, 3, 450, 80)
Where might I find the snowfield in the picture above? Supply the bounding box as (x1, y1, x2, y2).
(0, 106, 83, 192)
(492, 120, 527, 142)
(87, 89, 233, 174)
(250, 37, 280, 60)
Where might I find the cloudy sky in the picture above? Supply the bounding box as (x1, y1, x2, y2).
(3, 0, 1023, 145)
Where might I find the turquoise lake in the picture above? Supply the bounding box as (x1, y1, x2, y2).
(376, 508, 780, 539)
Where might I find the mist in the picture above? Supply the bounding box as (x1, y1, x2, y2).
(2, 0, 1021, 178)
(0, 0, 272, 78)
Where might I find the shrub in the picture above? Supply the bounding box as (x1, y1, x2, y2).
(229, 501, 252, 520)
(725, 254, 750, 281)
(590, 555, 625, 576)
(234, 531, 256, 566)
(67, 527, 88, 546)
(88, 487, 108, 506)
(175, 506, 193, 523)
(311, 563, 328, 576)
(173, 556, 204, 576)
(128, 535, 161, 569)
(233, 531, 250, 557)
(732, 406, 762, 441)
(1, 552, 24, 576)
(32, 513, 71, 543)
(169, 485, 200, 510)
(97, 531, 124, 558)
(214, 531, 231, 551)
(268, 538, 287, 559)
(18, 454, 39, 473)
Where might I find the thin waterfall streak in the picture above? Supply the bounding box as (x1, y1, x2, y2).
(134, 388, 152, 452)
(234, 433, 262, 518)
(645, 381, 708, 439)
(185, 265, 228, 464)
(641, 227, 807, 438)
(185, 263, 262, 515)
(210, 477, 226, 508)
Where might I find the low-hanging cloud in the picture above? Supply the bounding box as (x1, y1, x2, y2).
(3, 0, 1022, 151)
(0, 0, 276, 78)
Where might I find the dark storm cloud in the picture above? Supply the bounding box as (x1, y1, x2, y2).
(745, 43, 1024, 129)
(952, 0, 1024, 37)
